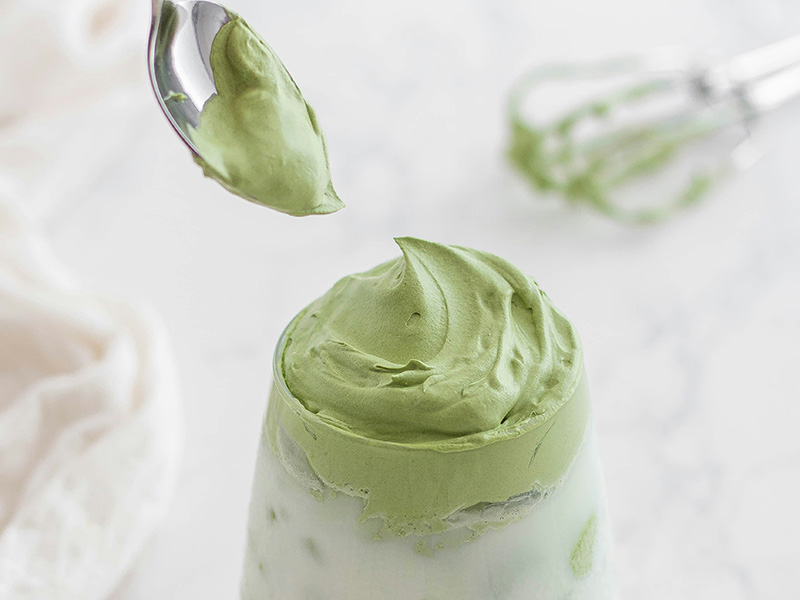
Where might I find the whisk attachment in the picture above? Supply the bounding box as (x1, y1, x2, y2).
(508, 37, 800, 224)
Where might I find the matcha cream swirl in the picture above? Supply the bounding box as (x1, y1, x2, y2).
(270, 237, 590, 535)
(188, 12, 343, 216)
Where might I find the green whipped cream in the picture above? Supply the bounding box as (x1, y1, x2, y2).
(268, 237, 589, 535)
(189, 11, 343, 216)
(570, 514, 598, 577)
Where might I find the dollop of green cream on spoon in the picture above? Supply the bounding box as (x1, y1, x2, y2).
(189, 11, 343, 216)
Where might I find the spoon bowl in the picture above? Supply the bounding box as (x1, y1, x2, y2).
(147, 0, 230, 155)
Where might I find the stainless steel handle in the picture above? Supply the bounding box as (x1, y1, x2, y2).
(697, 34, 800, 115)
(726, 34, 800, 84)
(747, 62, 800, 113)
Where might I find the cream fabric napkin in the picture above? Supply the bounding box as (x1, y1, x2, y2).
(0, 198, 182, 599)
(0, 0, 150, 222)
(0, 0, 183, 598)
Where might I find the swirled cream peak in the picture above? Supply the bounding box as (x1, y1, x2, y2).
(274, 238, 590, 534)
(273, 238, 590, 533)
(283, 237, 582, 444)
(188, 11, 343, 216)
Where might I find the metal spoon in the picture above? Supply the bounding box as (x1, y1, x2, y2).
(147, 0, 230, 156)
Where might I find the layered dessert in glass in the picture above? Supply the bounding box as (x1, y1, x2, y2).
(241, 237, 615, 600)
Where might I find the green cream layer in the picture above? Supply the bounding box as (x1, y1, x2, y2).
(269, 238, 589, 535)
(189, 12, 343, 216)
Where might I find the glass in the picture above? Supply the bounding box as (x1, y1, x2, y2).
(240, 324, 616, 600)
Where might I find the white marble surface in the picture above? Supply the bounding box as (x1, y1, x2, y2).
(33, 0, 800, 598)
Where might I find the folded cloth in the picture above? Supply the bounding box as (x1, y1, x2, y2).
(0, 195, 182, 598)
(0, 0, 183, 596)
